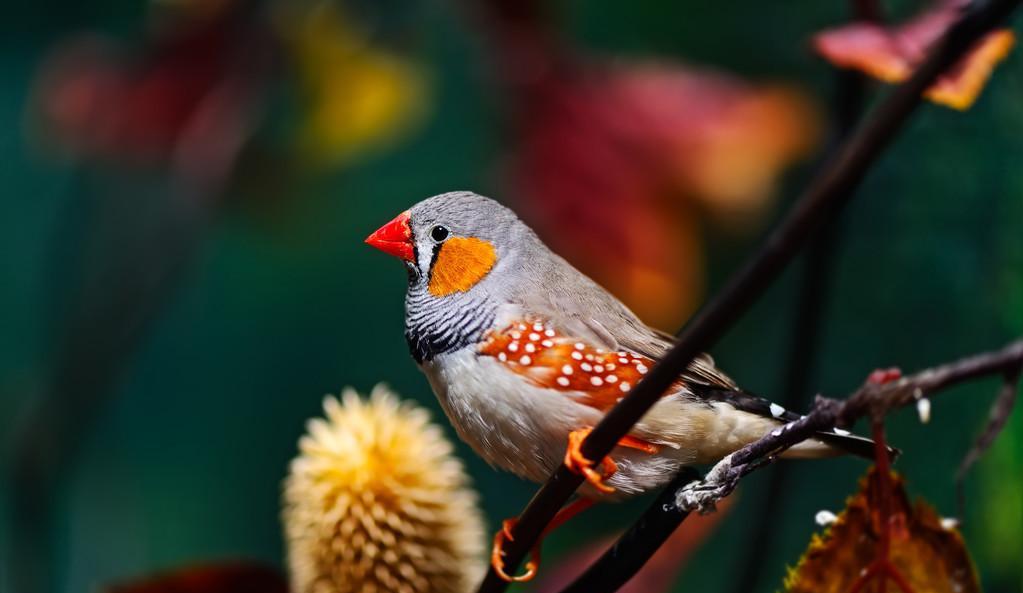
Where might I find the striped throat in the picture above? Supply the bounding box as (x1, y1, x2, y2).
(404, 283, 497, 363)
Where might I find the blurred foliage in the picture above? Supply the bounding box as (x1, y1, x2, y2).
(0, 1, 1021, 593)
(277, 1, 428, 166)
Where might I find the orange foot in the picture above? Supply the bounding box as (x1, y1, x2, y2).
(564, 428, 661, 494)
(491, 498, 594, 583)
(491, 518, 540, 582)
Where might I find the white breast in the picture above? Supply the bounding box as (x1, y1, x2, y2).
(423, 348, 604, 484)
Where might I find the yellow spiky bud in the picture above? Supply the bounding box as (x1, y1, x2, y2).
(282, 384, 486, 593)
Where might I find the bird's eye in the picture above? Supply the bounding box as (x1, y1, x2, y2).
(430, 225, 450, 243)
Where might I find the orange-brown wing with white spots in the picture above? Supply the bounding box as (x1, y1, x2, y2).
(478, 320, 684, 410)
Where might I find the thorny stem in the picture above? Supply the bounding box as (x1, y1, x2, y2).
(476, 2, 1023, 590)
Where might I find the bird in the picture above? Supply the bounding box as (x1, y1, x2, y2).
(365, 191, 881, 582)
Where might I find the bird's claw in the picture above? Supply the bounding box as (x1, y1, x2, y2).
(564, 428, 617, 493)
(490, 518, 540, 582)
(676, 453, 739, 514)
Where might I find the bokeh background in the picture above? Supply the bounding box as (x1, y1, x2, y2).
(1, 1, 1021, 592)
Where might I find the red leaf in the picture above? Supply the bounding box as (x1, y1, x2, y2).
(813, 0, 1014, 110)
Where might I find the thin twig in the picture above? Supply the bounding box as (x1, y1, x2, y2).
(676, 339, 1023, 513)
(955, 364, 1022, 515)
(475, 2, 1023, 590)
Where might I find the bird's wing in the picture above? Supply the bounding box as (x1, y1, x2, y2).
(518, 264, 738, 391)
(478, 318, 677, 411)
(478, 316, 886, 461)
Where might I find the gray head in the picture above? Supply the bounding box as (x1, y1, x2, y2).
(366, 191, 543, 361)
(367, 190, 676, 365)
(366, 191, 539, 295)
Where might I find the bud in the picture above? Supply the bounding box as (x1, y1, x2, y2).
(283, 384, 485, 593)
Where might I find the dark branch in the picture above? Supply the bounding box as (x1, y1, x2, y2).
(676, 339, 1023, 513)
(475, 2, 1023, 590)
(554, 468, 700, 593)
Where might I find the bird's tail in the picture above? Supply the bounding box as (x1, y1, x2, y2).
(783, 428, 898, 461)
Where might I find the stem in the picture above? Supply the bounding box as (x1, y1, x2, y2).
(476, 2, 1023, 590)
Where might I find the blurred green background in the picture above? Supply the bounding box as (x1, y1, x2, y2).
(1, 1, 1021, 592)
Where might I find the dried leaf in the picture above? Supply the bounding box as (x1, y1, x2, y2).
(812, 0, 1014, 110)
(785, 468, 981, 593)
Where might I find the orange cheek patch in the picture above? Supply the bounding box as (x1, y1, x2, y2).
(428, 237, 497, 296)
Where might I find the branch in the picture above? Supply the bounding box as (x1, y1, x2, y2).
(476, 1, 1022, 590)
(556, 340, 1023, 593)
(675, 339, 1023, 513)
(554, 468, 700, 593)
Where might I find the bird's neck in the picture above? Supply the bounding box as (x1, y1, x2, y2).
(404, 284, 496, 363)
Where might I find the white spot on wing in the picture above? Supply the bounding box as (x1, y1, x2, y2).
(556, 376, 570, 387)
(519, 355, 532, 365)
(561, 365, 573, 375)
(590, 376, 603, 386)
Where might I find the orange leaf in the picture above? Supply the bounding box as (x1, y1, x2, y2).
(812, 0, 1014, 110)
(784, 468, 980, 593)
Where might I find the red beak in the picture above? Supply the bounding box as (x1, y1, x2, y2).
(365, 210, 414, 262)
